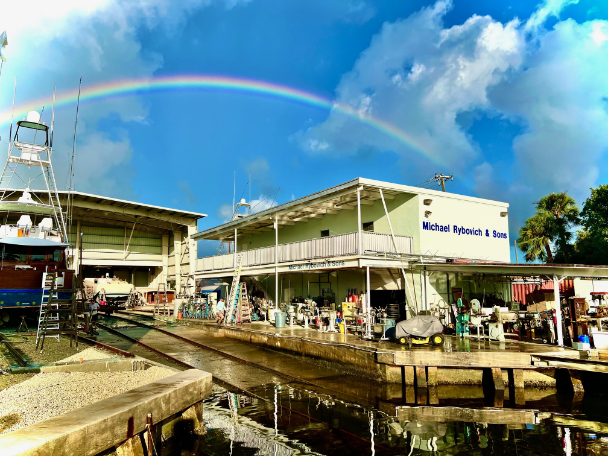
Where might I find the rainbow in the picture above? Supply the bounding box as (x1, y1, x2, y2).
(0, 75, 438, 163)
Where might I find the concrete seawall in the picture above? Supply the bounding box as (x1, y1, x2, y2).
(0, 369, 212, 456)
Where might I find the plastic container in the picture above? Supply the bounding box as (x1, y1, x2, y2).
(275, 311, 287, 328)
(578, 335, 590, 344)
(592, 331, 608, 349)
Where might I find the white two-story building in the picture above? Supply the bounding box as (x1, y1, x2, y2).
(193, 178, 511, 312)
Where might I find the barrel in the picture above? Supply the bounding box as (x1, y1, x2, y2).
(275, 311, 287, 328)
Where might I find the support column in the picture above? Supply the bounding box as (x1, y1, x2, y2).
(423, 268, 428, 312)
(275, 216, 279, 310)
(173, 230, 182, 295)
(188, 223, 197, 294)
(357, 186, 362, 255)
(366, 266, 371, 313)
(161, 234, 169, 288)
(554, 276, 564, 346)
(74, 219, 81, 274)
(233, 228, 237, 268)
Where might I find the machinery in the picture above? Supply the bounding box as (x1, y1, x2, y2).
(395, 315, 444, 347)
(455, 298, 470, 337)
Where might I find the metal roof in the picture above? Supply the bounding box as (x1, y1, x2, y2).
(61, 190, 207, 219)
(193, 177, 509, 242)
(415, 262, 608, 278)
(2, 189, 206, 220)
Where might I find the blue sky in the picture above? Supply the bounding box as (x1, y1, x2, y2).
(1, 0, 607, 259)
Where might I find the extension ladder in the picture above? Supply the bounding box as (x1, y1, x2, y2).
(226, 253, 244, 323)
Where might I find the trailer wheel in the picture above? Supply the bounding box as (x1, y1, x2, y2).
(399, 337, 407, 345)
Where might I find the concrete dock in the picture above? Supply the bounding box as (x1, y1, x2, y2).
(166, 317, 581, 386)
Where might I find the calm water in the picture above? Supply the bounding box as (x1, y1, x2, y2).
(165, 384, 608, 456)
(93, 314, 608, 455)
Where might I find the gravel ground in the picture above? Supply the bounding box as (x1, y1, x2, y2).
(58, 347, 114, 363)
(0, 365, 175, 435)
(0, 334, 88, 392)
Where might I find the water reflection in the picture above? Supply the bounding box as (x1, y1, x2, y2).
(190, 384, 608, 455)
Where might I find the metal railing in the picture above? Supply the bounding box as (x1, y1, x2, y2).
(196, 231, 413, 272)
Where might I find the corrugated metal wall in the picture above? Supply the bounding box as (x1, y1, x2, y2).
(511, 279, 575, 305)
(69, 225, 162, 261)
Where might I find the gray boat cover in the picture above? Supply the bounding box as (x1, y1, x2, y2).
(395, 315, 443, 338)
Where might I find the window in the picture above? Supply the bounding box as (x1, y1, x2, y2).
(320, 230, 330, 238)
(52, 249, 63, 262)
(1, 245, 26, 262)
(30, 248, 46, 262)
(362, 222, 374, 232)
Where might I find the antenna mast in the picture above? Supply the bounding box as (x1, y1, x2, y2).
(430, 173, 453, 192)
(67, 77, 82, 242)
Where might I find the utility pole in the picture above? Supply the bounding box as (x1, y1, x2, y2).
(430, 173, 453, 192)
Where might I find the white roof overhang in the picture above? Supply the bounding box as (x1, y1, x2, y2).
(195, 177, 508, 242)
(415, 262, 608, 279)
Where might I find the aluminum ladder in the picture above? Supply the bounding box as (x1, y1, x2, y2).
(36, 271, 78, 353)
(36, 272, 59, 344)
(238, 282, 251, 324)
(226, 253, 244, 323)
(154, 283, 170, 318)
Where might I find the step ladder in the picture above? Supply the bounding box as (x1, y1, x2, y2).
(36, 271, 78, 353)
(238, 282, 251, 324)
(226, 253, 244, 324)
(154, 283, 170, 318)
(36, 272, 60, 344)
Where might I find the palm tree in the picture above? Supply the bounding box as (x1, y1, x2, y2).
(536, 192, 579, 262)
(518, 213, 554, 263)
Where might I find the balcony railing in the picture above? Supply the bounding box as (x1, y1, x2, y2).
(197, 231, 413, 272)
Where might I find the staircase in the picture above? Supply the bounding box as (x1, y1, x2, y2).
(36, 271, 78, 353)
(226, 253, 244, 323)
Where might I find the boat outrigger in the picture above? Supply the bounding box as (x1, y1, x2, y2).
(0, 106, 73, 324)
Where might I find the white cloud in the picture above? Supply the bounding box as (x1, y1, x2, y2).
(217, 202, 235, 222)
(297, 0, 524, 171)
(307, 139, 330, 152)
(525, 0, 579, 33)
(0, 0, 251, 198)
(298, 0, 608, 235)
(249, 196, 276, 213)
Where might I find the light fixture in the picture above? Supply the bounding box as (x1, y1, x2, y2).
(424, 210, 432, 217)
(500, 211, 508, 217)
(423, 199, 433, 206)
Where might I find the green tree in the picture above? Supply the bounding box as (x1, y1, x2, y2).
(536, 192, 580, 263)
(518, 213, 554, 263)
(573, 185, 608, 265)
(580, 185, 608, 234)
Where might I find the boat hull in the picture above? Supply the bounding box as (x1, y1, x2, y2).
(0, 269, 74, 309)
